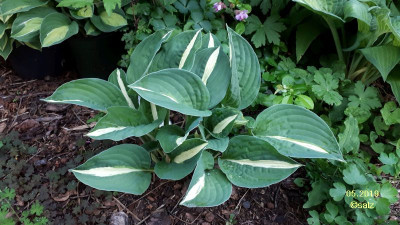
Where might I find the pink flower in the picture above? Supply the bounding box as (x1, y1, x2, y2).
(235, 10, 248, 21)
(213, 2, 226, 12)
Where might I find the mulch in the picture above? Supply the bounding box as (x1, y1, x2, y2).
(0, 64, 308, 225)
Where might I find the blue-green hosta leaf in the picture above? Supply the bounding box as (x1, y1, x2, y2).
(219, 135, 301, 188)
(344, 0, 371, 25)
(129, 68, 211, 117)
(222, 26, 261, 110)
(293, 0, 346, 22)
(149, 29, 202, 72)
(87, 104, 166, 141)
(156, 125, 186, 153)
(206, 137, 229, 152)
(201, 32, 221, 49)
(360, 45, 400, 81)
(71, 144, 151, 194)
(0, 33, 13, 60)
(84, 20, 100, 36)
(126, 29, 172, 84)
(11, 7, 56, 42)
(0, 0, 48, 16)
(204, 107, 240, 138)
(155, 139, 208, 180)
(44, 78, 128, 111)
(90, 8, 127, 32)
(252, 104, 344, 161)
(181, 151, 232, 207)
(70, 5, 94, 19)
(39, 13, 78, 47)
(157, 118, 203, 153)
(371, 8, 392, 37)
(190, 47, 231, 108)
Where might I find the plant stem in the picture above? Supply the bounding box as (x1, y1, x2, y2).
(324, 17, 344, 62)
(150, 103, 158, 121)
(164, 110, 170, 126)
(146, 133, 155, 141)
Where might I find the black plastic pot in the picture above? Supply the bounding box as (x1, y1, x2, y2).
(67, 32, 124, 79)
(9, 44, 65, 80)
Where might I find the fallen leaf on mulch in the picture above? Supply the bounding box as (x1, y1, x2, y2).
(0, 123, 6, 133)
(52, 190, 76, 202)
(16, 119, 39, 132)
(63, 122, 96, 131)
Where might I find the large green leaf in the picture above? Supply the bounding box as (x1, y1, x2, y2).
(190, 47, 231, 108)
(57, 0, 93, 8)
(219, 135, 301, 188)
(71, 144, 151, 194)
(252, 104, 344, 161)
(149, 29, 203, 72)
(87, 103, 166, 141)
(181, 151, 232, 207)
(387, 65, 400, 104)
(293, 0, 346, 22)
(129, 68, 211, 117)
(0, 0, 48, 16)
(343, 0, 371, 26)
(70, 5, 94, 19)
(126, 29, 172, 84)
(155, 139, 208, 180)
(296, 19, 323, 62)
(40, 12, 78, 47)
(201, 32, 221, 49)
(11, 7, 55, 42)
(90, 8, 127, 32)
(107, 68, 137, 109)
(204, 107, 240, 138)
(222, 26, 260, 110)
(360, 45, 400, 81)
(206, 137, 229, 152)
(44, 78, 128, 111)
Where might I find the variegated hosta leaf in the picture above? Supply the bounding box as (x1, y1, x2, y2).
(155, 139, 208, 180)
(149, 29, 202, 72)
(219, 135, 302, 188)
(205, 137, 229, 152)
(11, 7, 55, 42)
(343, 0, 371, 26)
(157, 118, 203, 153)
(39, 12, 78, 47)
(0, 0, 48, 16)
(371, 8, 392, 38)
(87, 103, 166, 141)
(71, 144, 152, 194)
(204, 107, 240, 138)
(70, 5, 94, 19)
(0, 22, 6, 39)
(44, 78, 128, 111)
(126, 29, 172, 84)
(222, 26, 260, 110)
(201, 32, 221, 49)
(252, 104, 344, 161)
(360, 45, 400, 81)
(129, 68, 211, 117)
(156, 125, 186, 153)
(90, 8, 127, 32)
(84, 20, 100, 36)
(0, 33, 13, 60)
(190, 47, 231, 108)
(107, 68, 137, 108)
(181, 151, 232, 207)
(293, 0, 346, 22)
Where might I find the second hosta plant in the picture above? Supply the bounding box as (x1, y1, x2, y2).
(45, 27, 344, 207)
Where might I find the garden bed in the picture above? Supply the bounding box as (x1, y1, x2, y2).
(0, 66, 308, 224)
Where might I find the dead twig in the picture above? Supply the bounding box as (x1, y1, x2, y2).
(113, 196, 141, 222)
(136, 204, 165, 225)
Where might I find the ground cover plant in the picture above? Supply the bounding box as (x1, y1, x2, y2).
(44, 26, 344, 208)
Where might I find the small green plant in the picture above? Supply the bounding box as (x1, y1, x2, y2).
(45, 27, 344, 207)
(0, 188, 48, 225)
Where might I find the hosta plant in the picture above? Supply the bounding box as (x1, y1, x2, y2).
(0, 0, 129, 59)
(44, 27, 344, 207)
